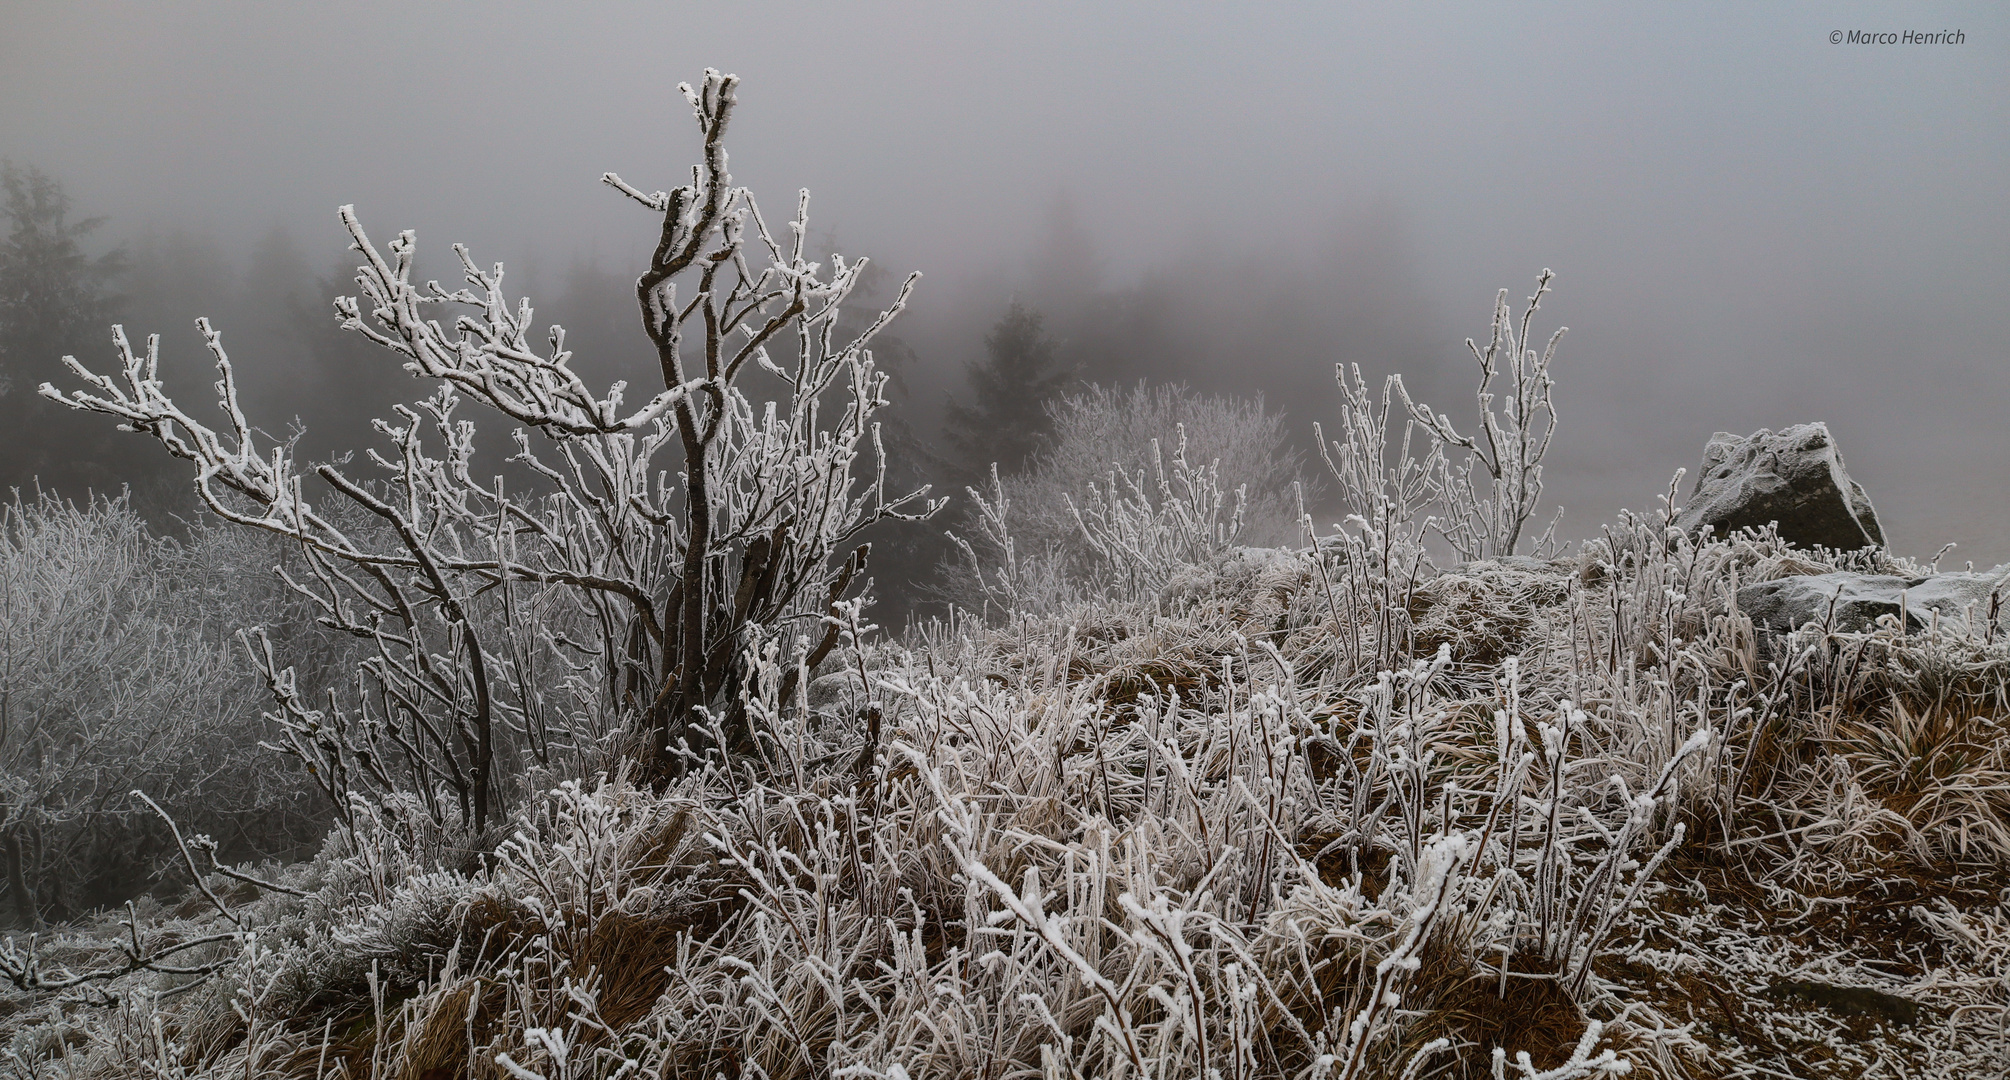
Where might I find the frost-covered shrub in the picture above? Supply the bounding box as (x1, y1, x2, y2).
(1016, 381, 1307, 553)
(44, 69, 938, 834)
(0, 493, 324, 927)
(1398, 270, 1567, 561)
(944, 382, 1303, 615)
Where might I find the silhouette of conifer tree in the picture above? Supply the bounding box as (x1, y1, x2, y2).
(944, 301, 1074, 478)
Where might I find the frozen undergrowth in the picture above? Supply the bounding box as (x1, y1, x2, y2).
(11, 68, 2007, 1080)
(1, 510, 2004, 1079)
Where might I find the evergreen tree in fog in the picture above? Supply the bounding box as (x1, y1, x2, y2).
(0, 164, 146, 495)
(944, 301, 1075, 478)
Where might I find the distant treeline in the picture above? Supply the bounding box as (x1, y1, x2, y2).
(1, 165, 1454, 614)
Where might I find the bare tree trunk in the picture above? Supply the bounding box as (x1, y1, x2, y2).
(3, 827, 39, 930)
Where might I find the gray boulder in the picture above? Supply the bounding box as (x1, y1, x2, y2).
(1737, 570, 2008, 635)
(1673, 423, 1885, 550)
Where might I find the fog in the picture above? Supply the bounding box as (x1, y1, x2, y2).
(4, 2, 2006, 561)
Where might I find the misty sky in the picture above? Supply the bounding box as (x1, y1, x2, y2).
(5, 2, 2006, 562)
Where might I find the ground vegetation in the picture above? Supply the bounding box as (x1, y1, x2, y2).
(0, 73, 2003, 1080)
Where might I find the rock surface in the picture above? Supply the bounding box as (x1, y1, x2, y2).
(1674, 423, 1885, 551)
(1737, 570, 2008, 635)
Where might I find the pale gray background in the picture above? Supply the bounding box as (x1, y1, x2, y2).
(4, 2, 2004, 561)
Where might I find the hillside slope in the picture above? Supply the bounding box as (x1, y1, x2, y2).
(3, 516, 2005, 1079)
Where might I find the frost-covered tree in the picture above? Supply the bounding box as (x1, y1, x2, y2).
(43, 71, 938, 832)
